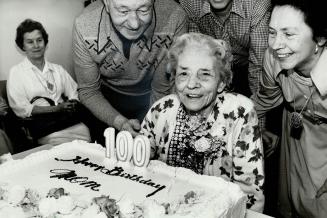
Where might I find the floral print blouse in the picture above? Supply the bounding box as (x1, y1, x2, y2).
(140, 92, 264, 212)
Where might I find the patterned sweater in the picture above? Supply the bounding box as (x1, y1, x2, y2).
(141, 93, 265, 212)
(73, 0, 187, 125)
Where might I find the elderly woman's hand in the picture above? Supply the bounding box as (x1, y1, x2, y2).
(262, 129, 279, 158)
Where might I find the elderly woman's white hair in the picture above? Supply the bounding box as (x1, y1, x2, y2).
(167, 33, 233, 90)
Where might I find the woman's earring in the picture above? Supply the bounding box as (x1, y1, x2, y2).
(315, 44, 319, 54)
(217, 82, 226, 93)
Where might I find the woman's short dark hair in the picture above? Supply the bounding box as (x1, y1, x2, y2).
(271, 0, 327, 40)
(167, 33, 233, 90)
(15, 19, 49, 51)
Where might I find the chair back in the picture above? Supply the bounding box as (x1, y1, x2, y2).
(0, 80, 8, 102)
(0, 81, 9, 115)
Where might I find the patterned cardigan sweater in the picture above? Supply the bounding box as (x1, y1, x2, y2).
(73, 0, 187, 125)
(141, 93, 265, 212)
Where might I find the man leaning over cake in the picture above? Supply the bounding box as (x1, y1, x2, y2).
(140, 33, 265, 212)
(72, 0, 187, 142)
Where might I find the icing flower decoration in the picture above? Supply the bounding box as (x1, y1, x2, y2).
(47, 187, 67, 199)
(80, 204, 105, 218)
(0, 205, 25, 218)
(184, 191, 198, 204)
(142, 199, 166, 217)
(117, 198, 135, 216)
(93, 195, 120, 217)
(5, 185, 26, 205)
(38, 197, 57, 217)
(56, 195, 75, 214)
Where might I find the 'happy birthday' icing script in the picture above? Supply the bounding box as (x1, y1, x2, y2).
(51, 156, 166, 197)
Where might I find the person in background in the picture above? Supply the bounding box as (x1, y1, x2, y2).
(178, 1, 279, 214)
(7, 19, 90, 146)
(73, 0, 187, 141)
(253, 0, 327, 216)
(141, 33, 264, 212)
(179, 0, 271, 97)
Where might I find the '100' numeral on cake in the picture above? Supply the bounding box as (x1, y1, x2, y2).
(104, 128, 151, 168)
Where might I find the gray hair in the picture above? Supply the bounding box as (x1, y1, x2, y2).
(167, 33, 233, 90)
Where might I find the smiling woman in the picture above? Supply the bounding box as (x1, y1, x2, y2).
(253, 0, 327, 217)
(267, 5, 319, 76)
(14, 20, 48, 71)
(140, 33, 265, 212)
(0, 0, 85, 81)
(174, 43, 225, 115)
(6, 19, 91, 146)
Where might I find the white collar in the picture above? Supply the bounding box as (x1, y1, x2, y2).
(311, 47, 327, 96)
(23, 58, 54, 74)
(270, 47, 327, 96)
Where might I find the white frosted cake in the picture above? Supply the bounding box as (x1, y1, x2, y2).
(0, 140, 246, 218)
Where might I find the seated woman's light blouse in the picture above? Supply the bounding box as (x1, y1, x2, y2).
(141, 92, 264, 212)
(7, 58, 78, 118)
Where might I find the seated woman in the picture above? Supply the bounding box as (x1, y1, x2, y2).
(141, 33, 264, 212)
(7, 19, 90, 145)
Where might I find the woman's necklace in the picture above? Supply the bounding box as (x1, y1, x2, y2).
(32, 67, 56, 94)
(185, 102, 216, 135)
(290, 84, 314, 129)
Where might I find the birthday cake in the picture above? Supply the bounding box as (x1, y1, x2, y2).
(0, 140, 246, 218)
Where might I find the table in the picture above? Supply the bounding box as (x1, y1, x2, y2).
(13, 144, 274, 218)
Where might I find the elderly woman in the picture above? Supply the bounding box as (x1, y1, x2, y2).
(7, 19, 90, 145)
(253, 0, 327, 216)
(141, 33, 264, 212)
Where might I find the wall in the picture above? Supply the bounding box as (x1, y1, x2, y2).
(0, 0, 85, 80)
